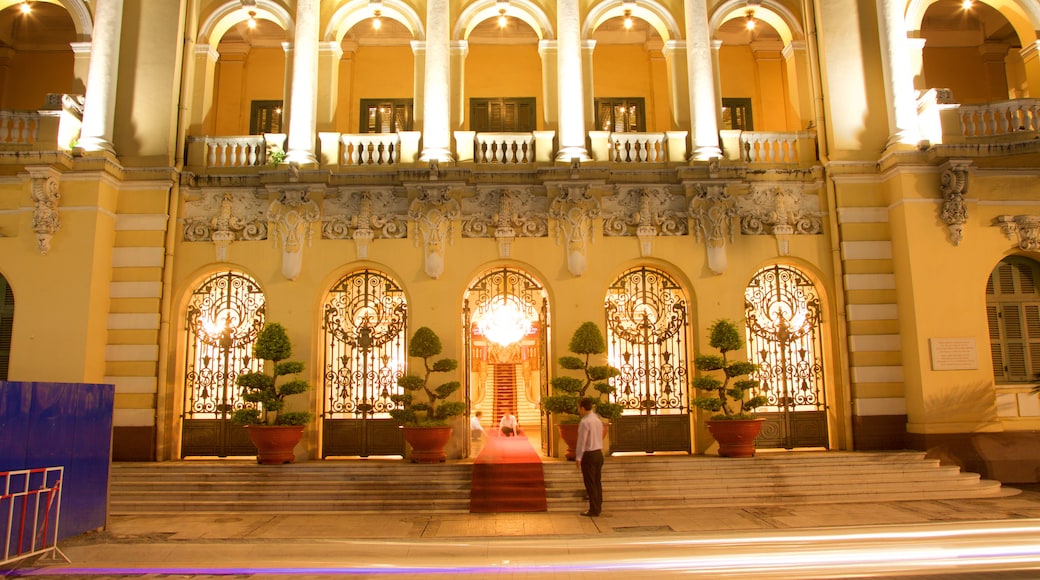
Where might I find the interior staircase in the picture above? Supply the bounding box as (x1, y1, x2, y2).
(109, 451, 1014, 515)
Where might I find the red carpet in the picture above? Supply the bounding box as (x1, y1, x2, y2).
(469, 432, 547, 513)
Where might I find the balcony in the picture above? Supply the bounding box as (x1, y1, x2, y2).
(918, 90, 1040, 146)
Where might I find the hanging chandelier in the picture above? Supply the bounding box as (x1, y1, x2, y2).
(476, 295, 532, 346)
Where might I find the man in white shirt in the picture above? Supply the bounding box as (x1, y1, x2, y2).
(575, 397, 604, 516)
(470, 411, 485, 441)
(499, 411, 518, 436)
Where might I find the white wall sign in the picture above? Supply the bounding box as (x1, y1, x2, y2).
(929, 337, 978, 371)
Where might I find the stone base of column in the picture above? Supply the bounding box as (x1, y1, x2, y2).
(285, 149, 318, 166)
(885, 129, 925, 151)
(554, 146, 590, 163)
(419, 147, 455, 163)
(77, 136, 116, 154)
(690, 145, 722, 162)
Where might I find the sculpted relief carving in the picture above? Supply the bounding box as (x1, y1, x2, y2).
(462, 187, 548, 258)
(602, 186, 687, 257)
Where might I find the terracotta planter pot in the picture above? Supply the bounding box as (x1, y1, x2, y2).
(706, 418, 765, 458)
(246, 425, 304, 464)
(402, 425, 453, 463)
(557, 421, 609, 461)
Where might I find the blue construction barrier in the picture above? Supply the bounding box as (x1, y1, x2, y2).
(0, 382, 114, 540)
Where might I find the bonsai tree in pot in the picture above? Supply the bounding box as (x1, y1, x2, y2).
(691, 318, 768, 457)
(541, 321, 621, 460)
(230, 322, 312, 464)
(389, 326, 466, 462)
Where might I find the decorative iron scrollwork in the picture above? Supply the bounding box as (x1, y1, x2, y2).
(605, 267, 689, 412)
(322, 269, 408, 417)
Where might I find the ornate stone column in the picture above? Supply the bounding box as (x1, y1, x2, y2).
(684, 0, 721, 160)
(285, 0, 319, 165)
(876, 0, 920, 147)
(78, 0, 123, 154)
(555, 0, 590, 161)
(420, 0, 453, 162)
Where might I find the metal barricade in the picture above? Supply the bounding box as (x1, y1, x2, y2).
(1, 467, 69, 567)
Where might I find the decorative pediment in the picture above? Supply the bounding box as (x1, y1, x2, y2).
(462, 187, 548, 258)
(322, 188, 407, 258)
(601, 186, 687, 257)
(183, 189, 268, 261)
(688, 183, 738, 274)
(29, 170, 61, 256)
(266, 187, 321, 281)
(940, 161, 970, 246)
(409, 186, 460, 279)
(736, 185, 823, 256)
(995, 215, 1040, 251)
(549, 185, 599, 276)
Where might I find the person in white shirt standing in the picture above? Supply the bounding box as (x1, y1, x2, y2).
(575, 397, 604, 516)
(499, 411, 518, 436)
(470, 411, 485, 441)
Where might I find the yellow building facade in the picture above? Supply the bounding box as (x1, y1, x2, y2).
(1, 0, 1039, 481)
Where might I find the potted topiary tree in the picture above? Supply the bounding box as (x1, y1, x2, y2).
(541, 321, 622, 460)
(691, 318, 768, 457)
(230, 322, 312, 464)
(389, 326, 466, 463)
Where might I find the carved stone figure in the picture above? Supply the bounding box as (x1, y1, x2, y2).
(30, 174, 61, 255)
(602, 186, 686, 257)
(549, 185, 599, 276)
(940, 162, 970, 246)
(689, 183, 738, 274)
(736, 185, 824, 255)
(409, 187, 459, 279)
(267, 188, 321, 280)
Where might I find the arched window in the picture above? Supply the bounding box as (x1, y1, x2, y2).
(744, 264, 828, 449)
(182, 270, 266, 457)
(986, 256, 1040, 383)
(0, 274, 13, 381)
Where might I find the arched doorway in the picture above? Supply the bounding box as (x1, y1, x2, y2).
(320, 268, 408, 458)
(744, 263, 828, 449)
(604, 265, 692, 454)
(181, 270, 267, 457)
(463, 267, 548, 455)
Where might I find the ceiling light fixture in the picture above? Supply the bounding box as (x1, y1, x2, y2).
(498, 7, 507, 28)
(372, 9, 382, 30)
(247, 10, 257, 29)
(623, 9, 633, 30)
(961, 0, 973, 9)
(19, 1, 31, 15)
(745, 9, 756, 31)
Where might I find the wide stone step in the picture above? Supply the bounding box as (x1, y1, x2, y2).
(108, 451, 1013, 515)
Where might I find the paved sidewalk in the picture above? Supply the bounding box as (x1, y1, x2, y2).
(5, 484, 1040, 578)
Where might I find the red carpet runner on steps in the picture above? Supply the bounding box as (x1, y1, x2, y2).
(469, 432, 548, 513)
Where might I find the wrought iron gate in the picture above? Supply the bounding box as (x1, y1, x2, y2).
(605, 266, 691, 453)
(181, 270, 266, 457)
(744, 264, 828, 449)
(321, 269, 407, 457)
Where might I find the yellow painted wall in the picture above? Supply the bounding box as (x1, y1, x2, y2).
(463, 43, 543, 128)
(4, 51, 74, 110)
(344, 45, 415, 132)
(214, 47, 285, 135)
(923, 47, 1002, 104)
(591, 44, 656, 129)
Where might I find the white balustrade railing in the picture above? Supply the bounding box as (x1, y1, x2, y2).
(341, 133, 400, 165)
(475, 132, 535, 164)
(202, 136, 266, 167)
(739, 131, 799, 164)
(609, 132, 666, 163)
(0, 111, 39, 145)
(959, 99, 1040, 137)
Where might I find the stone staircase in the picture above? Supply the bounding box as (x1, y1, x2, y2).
(109, 451, 1014, 515)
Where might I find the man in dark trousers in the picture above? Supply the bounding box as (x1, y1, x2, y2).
(575, 396, 604, 517)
